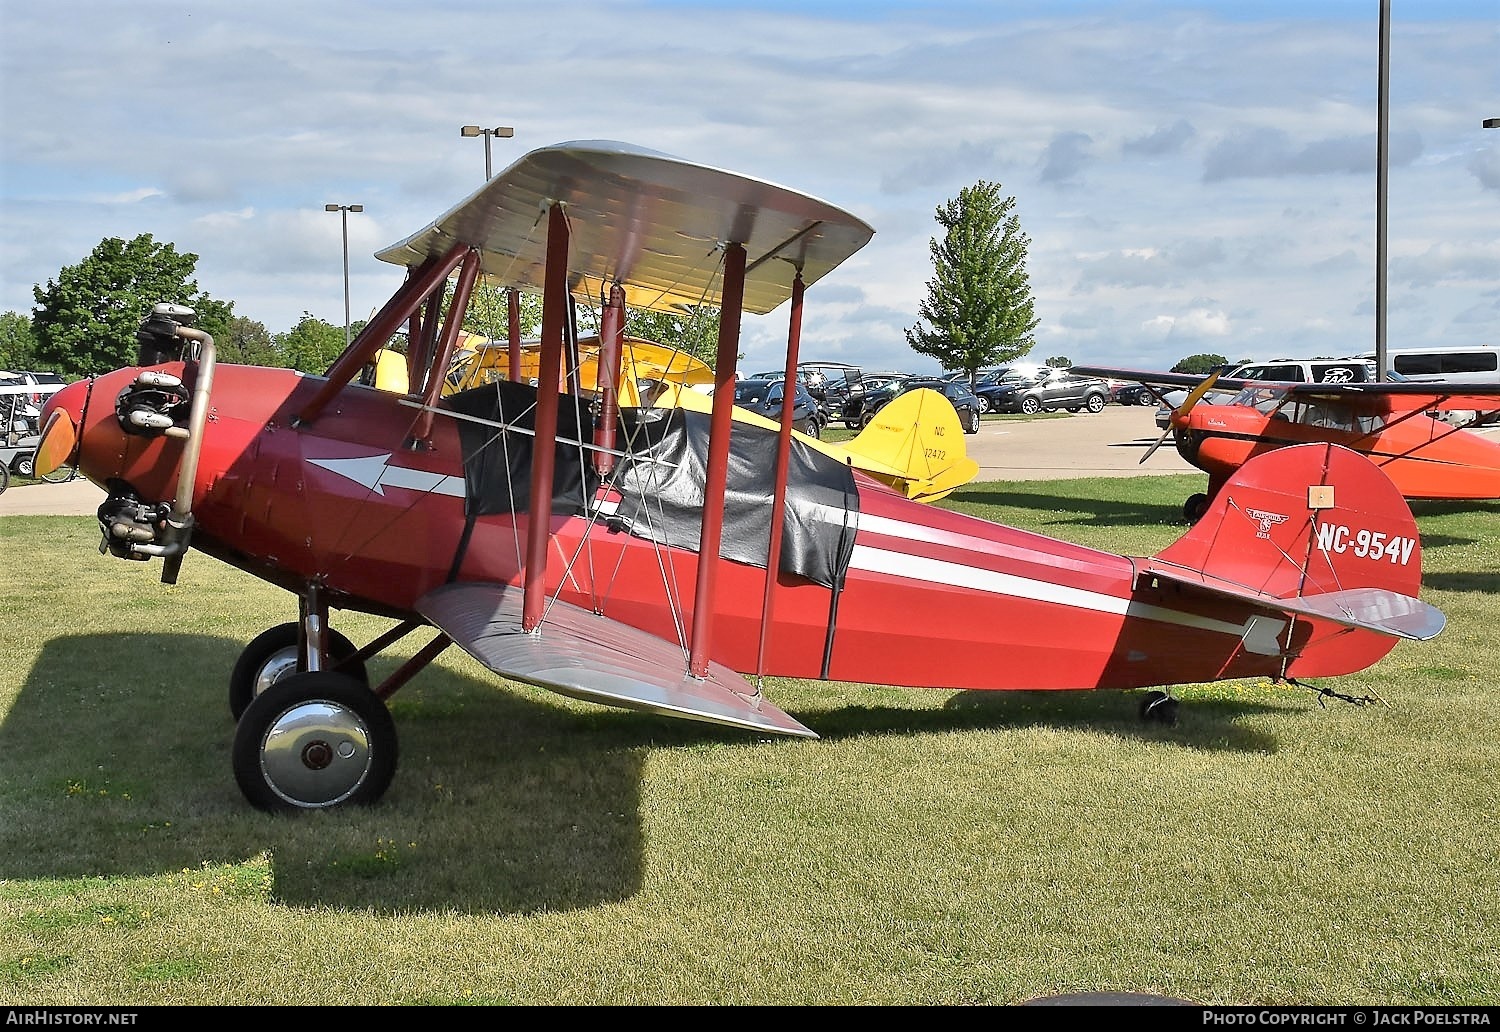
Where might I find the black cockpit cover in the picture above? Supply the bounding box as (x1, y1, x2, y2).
(447, 381, 858, 588)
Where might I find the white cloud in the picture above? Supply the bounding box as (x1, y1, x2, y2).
(2, 1, 1496, 375)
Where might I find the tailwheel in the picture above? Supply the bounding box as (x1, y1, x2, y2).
(229, 622, 367, 721)
(232, 671, 397, 812)
(1182, 493, 1209, 524)
(1139, 689, 1179, 727)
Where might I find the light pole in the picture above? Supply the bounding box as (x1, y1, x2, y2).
(1375, 0, 1389, 380)
(324, 203, 364, 349)
(460, 124, 514, 180)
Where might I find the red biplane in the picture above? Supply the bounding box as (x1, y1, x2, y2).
(1073, 365, 1500, 522)
(37, 141, 1448, 812)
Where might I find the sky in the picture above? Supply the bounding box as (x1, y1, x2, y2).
(1, 1, 1497, 377)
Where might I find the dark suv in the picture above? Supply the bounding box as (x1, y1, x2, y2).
(732, 377, 826, 438)
(978, 367, 1110, 415)
(855, 376, 983, 434)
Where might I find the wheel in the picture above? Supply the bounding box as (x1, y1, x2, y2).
(40, 463, 74, 484)
(14, 454, 34, 478)
(232, 671, 397, 812)
(1086, 394, 1106, 414)
(229, 622, 367, 721)
(976, 396, 991, 414)
(965, 408, 980, 435)
(0, 462, 8, 495)
(1182, 493, 1209, 524)
(1139, 690, 1179, 726)
(1020, 396, 1042, 415)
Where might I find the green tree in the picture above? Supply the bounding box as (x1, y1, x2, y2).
(905, 180, 1039, 386)
(621, 305, 722, 365)
(31, 234, 233, 377)
(1171, 353, 1231, 374)
(0, 311, 39, 371)
(273, 314, 347, 373)
(219, 316, 281, 367)
(1046, 356, 1072, 368)
(457, 281, 544, 341)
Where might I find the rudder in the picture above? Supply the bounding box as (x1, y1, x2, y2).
(1144, 442, 1443, 677)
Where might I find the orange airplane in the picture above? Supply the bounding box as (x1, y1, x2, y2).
(1075, 366, 1500, 521)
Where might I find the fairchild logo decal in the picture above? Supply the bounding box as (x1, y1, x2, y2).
(1244, 507, 1289, 538)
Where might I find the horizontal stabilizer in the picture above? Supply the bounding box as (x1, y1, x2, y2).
(417, 582, 817, 738)
(1140, 560, 1445, 641)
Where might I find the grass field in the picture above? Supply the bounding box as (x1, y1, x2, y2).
(1, 473, 1496, 1006)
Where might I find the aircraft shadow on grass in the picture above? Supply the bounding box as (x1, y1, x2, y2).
(3, 632, 1285, 915)
(944, 481, 1191, 527)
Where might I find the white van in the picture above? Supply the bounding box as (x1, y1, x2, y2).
(1355, 347, 1500, 384)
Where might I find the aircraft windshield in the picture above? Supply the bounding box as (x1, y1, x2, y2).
(1231, 385, 1287, 413)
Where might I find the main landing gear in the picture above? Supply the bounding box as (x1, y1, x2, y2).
(232, 672, 397, 812)
(228, 622, 367, 720)
(226, 585, 449, 813)
(1182, 493, 1209, 524)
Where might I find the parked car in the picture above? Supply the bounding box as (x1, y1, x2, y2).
(838, 371, 912, 428)
(1115, 382, 1158, 406)
(732, 376, 826, 438)
(854, 375, 983, 434)
(18, 370, 67, 407)
(978, 367, 1110, 415)
(938, 367, 1022, 412)
(1153, 358, 1380, 429)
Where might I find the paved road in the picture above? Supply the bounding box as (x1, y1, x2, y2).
(963, 403, 1193, 481)
(0, 404, 1191, 517)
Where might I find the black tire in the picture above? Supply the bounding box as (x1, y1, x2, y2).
(1086, 394, 1106, 414)
(229, 622, 367, 722)
(0, 463, 9, 495)
(232, 671, 397, 812)
(14, 454, 34, 478)
(965, 408, 980, 435)
(1182, 493, 1209, 524)
(1020, 396, 1041, 416)
(1139, 690, 1179, 726)
(976, 396, 991, 414)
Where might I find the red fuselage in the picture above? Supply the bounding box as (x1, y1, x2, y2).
(48, 364, 1399, 693)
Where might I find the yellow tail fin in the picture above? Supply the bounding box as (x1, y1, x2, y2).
(840, 388, 979, 502)
(522, 378, 982, 505)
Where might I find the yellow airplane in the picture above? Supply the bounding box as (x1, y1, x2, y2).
(659, 379, 977, 503)
(369, 335, 978, 503)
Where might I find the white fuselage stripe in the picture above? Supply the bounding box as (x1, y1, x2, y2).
(848, 543, 1250, 637)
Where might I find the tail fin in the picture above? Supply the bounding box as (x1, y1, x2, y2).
(840, 388, 980, 503)
(1141, 442, 1444, 677)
